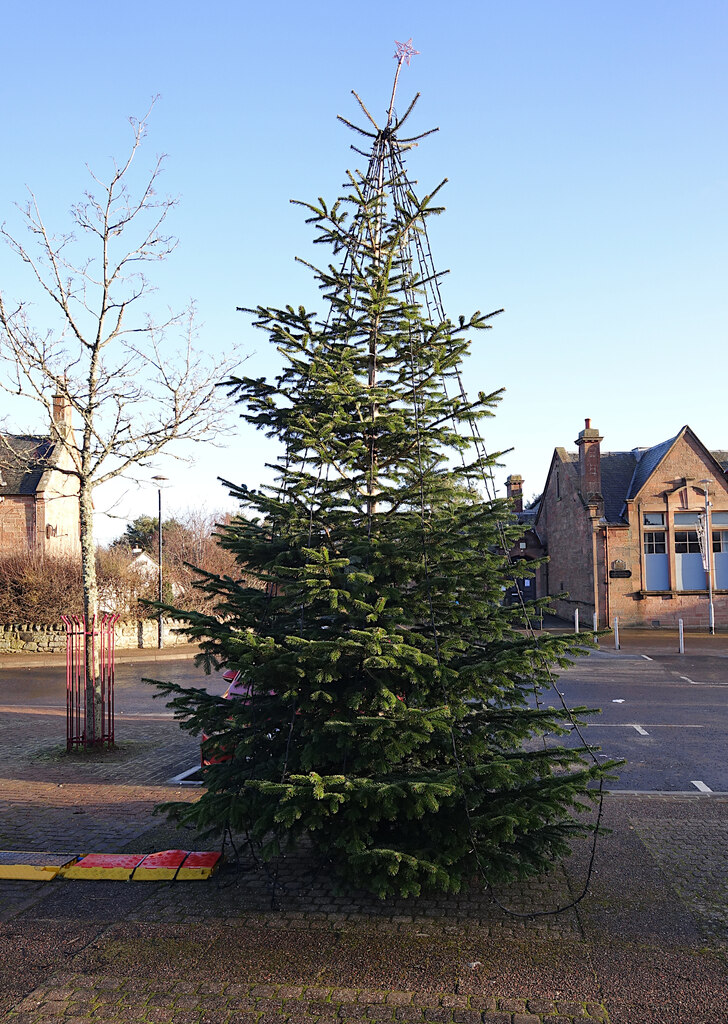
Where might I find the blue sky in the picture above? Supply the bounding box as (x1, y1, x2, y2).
(1, 1, 727, 540)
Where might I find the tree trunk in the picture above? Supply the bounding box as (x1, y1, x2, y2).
(79, 481, 102, 742)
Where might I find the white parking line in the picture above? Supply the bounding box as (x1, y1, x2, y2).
(680, 675, 702, 684)
(631, 724, 649, 736)
(168, 765, 204, 786)
(641, 655, 653, 661)
(691, 780, 712, 793)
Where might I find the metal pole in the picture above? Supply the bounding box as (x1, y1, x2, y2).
(678, 618, 684, 654)
(702, 483, 715, 635)
(614, 616, 620, 650)
(158, 487, 163, 649)
(574, 608, 579, 634)
(593, 610, 598, 633)
(151, 475, 168, 650)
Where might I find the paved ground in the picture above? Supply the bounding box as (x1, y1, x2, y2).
(1, 642, 727, 1023)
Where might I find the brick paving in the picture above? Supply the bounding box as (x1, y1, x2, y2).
(0, 653, 727, 1022)
(4, 977, 612, 1023)
(631, 801, 728, 945)
(0, 709, 197, 786)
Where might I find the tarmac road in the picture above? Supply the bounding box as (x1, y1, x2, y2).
(0, 650, 229, 719)
(1, 639, 728, 793)
(539, 647, 728, 793)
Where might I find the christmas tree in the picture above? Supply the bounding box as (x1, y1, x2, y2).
(154, 43, 614, 898)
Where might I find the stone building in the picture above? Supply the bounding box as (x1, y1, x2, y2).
(503, 474, 547, 607)
(0, 392, 81, 556)
(509, 420, 728, 629)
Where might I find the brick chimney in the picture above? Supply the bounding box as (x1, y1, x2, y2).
(575, 418, 603, 502)
(52, 386, 73, 438)
(506, 473, 523, 513)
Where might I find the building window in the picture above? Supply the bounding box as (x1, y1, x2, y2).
(713, 512, 728, 588)
(643, 512, 668, 590)
(675, 530, 700, 553)
(674, 512, 706, 590)
(644, 531, 666, 554)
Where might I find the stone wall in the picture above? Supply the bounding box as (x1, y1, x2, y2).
(0, 496, 35, 553)
(0, 619, 192, 654)
(537, 452, 598, 623)
(606, 432, 728, 628)
(0, 452, 81, 557)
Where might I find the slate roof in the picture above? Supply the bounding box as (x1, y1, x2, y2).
(0, 434, 57, 495)
(600, 452, 640, 522)
(518, 507, 539, 527)
(623, 434, 678, 504)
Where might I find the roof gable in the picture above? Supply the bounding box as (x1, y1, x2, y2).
(533, 448, 577, 531)
(625, 426, 728, 508)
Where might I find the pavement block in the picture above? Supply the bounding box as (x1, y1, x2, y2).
(0, 850, 79, 881)
(56, 849, 222, 881)
(126, 849, 189, 880)
(175, 851, 221, 880)
(60, 853, 147, 880)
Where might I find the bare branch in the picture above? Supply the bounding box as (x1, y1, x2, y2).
(0, 107, 246, 645)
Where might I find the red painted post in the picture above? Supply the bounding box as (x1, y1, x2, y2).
(101, 613, 120, 746)
(88, 614, 96, 747)
(62, 614, 72, 749)
(75, 615, 83, 745)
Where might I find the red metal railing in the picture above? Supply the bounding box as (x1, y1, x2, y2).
(62, 614, 120, 750)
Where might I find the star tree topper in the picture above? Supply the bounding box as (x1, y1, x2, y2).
(394, 39, 420, 66)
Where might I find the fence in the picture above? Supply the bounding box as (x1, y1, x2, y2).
(62, 614, 120, 750)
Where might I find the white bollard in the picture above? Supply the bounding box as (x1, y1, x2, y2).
(574, 608, 579, 634)
(593, 611, 598, 633)
(678, 618, 684, 655)
(614, 616, 620, 650)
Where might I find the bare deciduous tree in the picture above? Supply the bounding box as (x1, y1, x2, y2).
(0, 103, 242, 737)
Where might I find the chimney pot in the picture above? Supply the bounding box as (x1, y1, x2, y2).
(575, 419, 603, 506)
(506, 474, 524, 514)
(52, 387, 73, 437)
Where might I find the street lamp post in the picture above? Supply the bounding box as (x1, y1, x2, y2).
(699, 479, 715, 635)
(152, 475, 168, 648)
